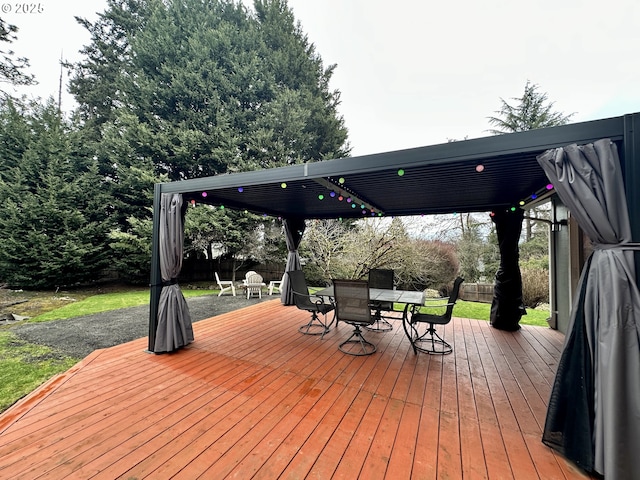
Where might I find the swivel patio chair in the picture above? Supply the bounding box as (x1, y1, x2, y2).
(287, 270, 336, 336)
(403, 277, 464, 355)
(367, 268, 395, 332)
(215, 272, 236, 297)
(333, 279, 377, 356)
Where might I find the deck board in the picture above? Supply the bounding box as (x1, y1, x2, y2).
(0, 299, 595, 479)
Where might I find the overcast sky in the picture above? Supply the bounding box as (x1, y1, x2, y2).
(6, 0, 640, 156)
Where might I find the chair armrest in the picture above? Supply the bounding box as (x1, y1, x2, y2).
(293, 290, 333, 306)
(310, 295, 334, 307)
(410, 301, 454, 314)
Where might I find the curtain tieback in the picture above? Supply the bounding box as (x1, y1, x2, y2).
(593, 242, 640, 251)
(161, 278, 179, 286)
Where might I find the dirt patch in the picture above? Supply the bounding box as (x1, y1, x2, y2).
(0, 285, 118, 319)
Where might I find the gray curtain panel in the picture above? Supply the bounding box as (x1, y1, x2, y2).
(280, 217, 306, 305)
(154, 193, 194, 352)
(537, 139, 640, 479)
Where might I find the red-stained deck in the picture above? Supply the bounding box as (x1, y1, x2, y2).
(0, 300, 592, 479)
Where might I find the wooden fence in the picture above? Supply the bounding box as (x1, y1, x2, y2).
(458, 282, 494, 303)
(180, 258, 285, 284)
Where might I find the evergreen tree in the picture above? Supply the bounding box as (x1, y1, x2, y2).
(68, 0, 350, 277)
(486, 80, 573, 134)
(0, 99, 113, 288)
(69, 0, 349, 180)
(0, 17, 35, 91)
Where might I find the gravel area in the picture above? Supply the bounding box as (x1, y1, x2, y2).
(12, 294, 274, 359)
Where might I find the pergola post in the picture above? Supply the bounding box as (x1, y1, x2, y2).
(148, 184, 163, 352)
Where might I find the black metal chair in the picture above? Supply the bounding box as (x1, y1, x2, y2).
(403, 277, 464, 355)
(367, 268, 395, 332)
(333, 279, 377, 356)
(287, 270, 335, 336)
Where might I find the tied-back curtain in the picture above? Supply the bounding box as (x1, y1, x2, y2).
(490, 208, 526, 331)
(281, 217, 306, 305)
(154, 193, 194, 353)
(537, 139, 640, 479)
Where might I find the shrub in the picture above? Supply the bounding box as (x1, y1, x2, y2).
(521, 267, 549, 308)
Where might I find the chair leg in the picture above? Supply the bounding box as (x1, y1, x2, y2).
(339, 324, 376, 356)
(299, 312, 331, 336)
(365, 308, 393, 332)
(411, 323, 452, 355)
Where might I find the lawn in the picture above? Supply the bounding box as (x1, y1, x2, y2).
(29, 288, 217, 322)
(0, 331, 78, 412)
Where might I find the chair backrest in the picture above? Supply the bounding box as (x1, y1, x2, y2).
(215, 272, 222, 283)
(368, 269, 394, 310)
(246, 272, 263, 285)
(444, 277, 464, 318)
(245, 270, 257, 280)
(332, 279, 373, 325)
(368, 268, 394, 290)
(286, 270, 313, 310)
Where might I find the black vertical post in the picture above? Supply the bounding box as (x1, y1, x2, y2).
(148, 184, 163, 352)
(623, 113, 640, 282)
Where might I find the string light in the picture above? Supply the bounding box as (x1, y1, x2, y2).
(397, 169, 405, 176)
(475, 165, 484, 172)
(281, 183, 287, 189)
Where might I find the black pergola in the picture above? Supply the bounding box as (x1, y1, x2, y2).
(150, 114, 637, 222)
(147, 111, 640, 479)
(149, 111, 640, 350)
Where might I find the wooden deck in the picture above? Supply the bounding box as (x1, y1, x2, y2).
(0, 300, 591, 479)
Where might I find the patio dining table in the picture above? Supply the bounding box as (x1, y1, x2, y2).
(314, 285, 426, 328)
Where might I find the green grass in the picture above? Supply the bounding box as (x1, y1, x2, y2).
(390, 299, 549, 327)
(29, 288, 217, 322)
(447, 300, 550, 327)
(0, 331, 79, 412)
